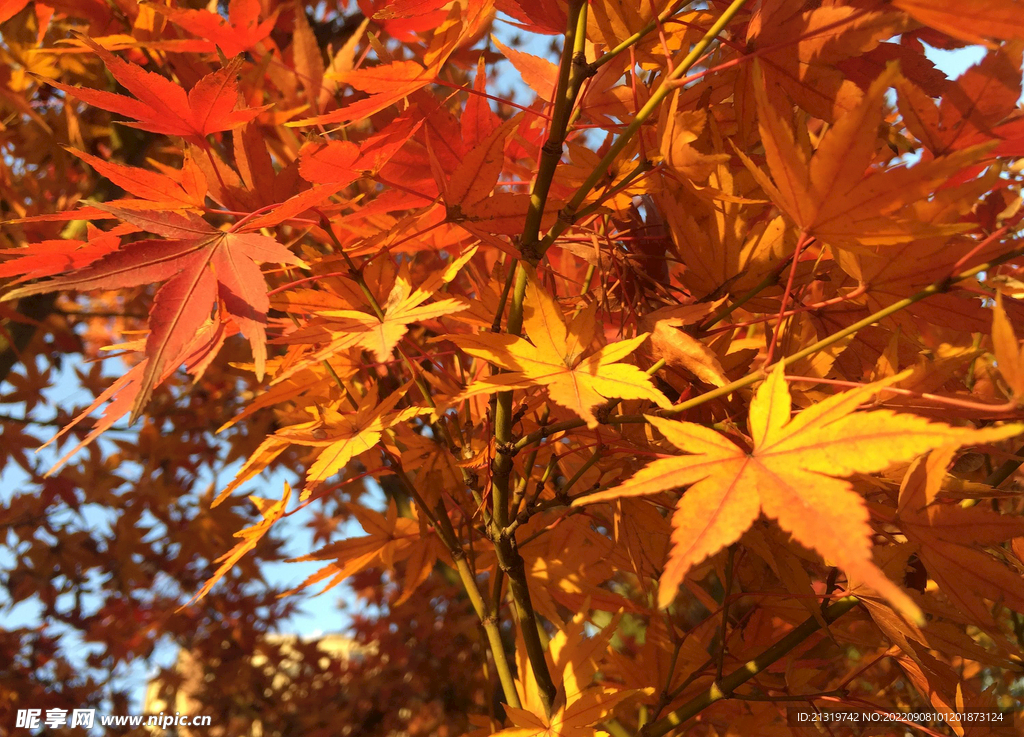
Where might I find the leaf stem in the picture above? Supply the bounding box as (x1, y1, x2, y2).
(386, 453, 521, 709)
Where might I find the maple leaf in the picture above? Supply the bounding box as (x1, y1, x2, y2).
(493, 0, 566, 35)
(441, 114, 520, 210)
(576, 364, 1023, 619)
(896, 47, 1023, 157)
(0, 224, 123, 282)
(992, 292, 1024, 401)
(461, 57, 501, 148)
(48, 40, 265, 145)
(746, 3, 910, 123)
(290, 60, 436, 127)
(0, 0, 29, 24)
(743, 63, 991, 248)
(216, 384, 429, 505)
(897, 447, 1024, 625)
(188, 483, 292, 605)
(277, 246, 475, 369)
(67, 148, 208, 210)
(288, 500, 447, 603)
(893, 0, 1024, 46)
(150, 0, 279, 58)
(2, 206, 305, 422)
(454, 268, 670, 428)
(491, 36, 559, 101)
(638, 305, 728, 389)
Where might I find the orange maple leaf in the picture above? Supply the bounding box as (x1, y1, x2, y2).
(898, 447, 1024, 624)
(743, 64, 990, 248)
(577, 364, 1023, 620)
(454, 268, 670, 428)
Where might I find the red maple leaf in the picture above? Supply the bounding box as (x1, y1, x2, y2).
(152, 0, 280, 58)
(49, 38, 266, 145)
(3, 207, 305, 422)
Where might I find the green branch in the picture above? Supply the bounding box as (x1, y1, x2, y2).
(490, 1, 590, 718)
(640, 597, 860, 737)
(535, 0, 751, 260)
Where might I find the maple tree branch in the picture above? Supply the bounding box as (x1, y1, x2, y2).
(386, 452, 522, 709)
(518, 0, 588, 265)
(641, 596, 861, 737)
(483, 4, 592, 718)
(539, 0, 751, 259)
(492, 533, 555, 711)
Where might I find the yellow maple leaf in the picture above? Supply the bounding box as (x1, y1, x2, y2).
(493, 611, 645, 737)
(214, 383, 428, 505)
(453, 268, 670, 428)
(575, 364, 1023, 620)
(306, 246, 475, 364)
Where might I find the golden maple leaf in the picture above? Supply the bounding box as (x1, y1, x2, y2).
(215, 383, 428, 505)
(742, 63, 990, 249)
(576, 364, 1023, 620)
(288, 500, 447, 602)
(453, 268, 670, 428)
(492, 611, 646, 737)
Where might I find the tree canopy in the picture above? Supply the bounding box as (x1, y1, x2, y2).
(3, 0, 1024, 735)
